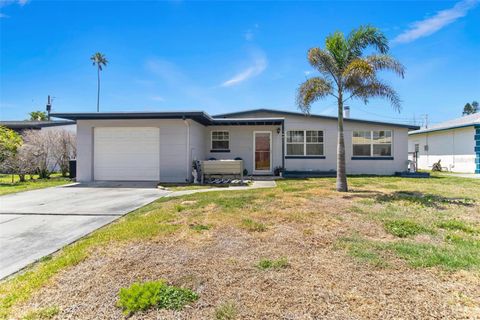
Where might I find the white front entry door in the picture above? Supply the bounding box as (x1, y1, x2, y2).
(93, 127, 160, 181)
(253, 131, 272, 173)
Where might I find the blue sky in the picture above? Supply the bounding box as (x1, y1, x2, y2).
(1, 0, 479, 127)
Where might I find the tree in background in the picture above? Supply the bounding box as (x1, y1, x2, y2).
(296, 25, 404, 192)
(90, 52, 108, 112)
(52, 130, 76, 177)
(0, 126, 24, 182)
(0, 126, 22, 163)
(28, 111, 48, 121)
(462, 101, 479, 115)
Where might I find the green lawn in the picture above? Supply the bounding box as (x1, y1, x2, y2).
(0, 174, 71, 196)
(1, 174, 479, 319)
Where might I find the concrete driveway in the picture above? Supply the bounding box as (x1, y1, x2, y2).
(0, 182, 169, 279)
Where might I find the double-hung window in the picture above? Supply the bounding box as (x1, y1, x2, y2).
(211, 131, 229, 151)
(286, 130, 324, 156)
(352, 130, 392, 157)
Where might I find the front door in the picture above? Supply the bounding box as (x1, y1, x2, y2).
(253, 131, 272, 173)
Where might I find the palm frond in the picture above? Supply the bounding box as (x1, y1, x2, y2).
(347, 25, 388, 58)
(296, 77, 333, 114)
(353, 80, 402, 111)
(90, 52, 108, 68)
(307, 48, 339, 80)
(342, 58, 374, 80)
(325, 31, 349, 70)
(366, 54, 405, 78)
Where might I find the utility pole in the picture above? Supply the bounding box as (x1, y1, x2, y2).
(46, 95, 52, 120)
(420, 114, 429, 129)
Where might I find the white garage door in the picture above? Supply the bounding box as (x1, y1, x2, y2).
(94, 127, 160, 181)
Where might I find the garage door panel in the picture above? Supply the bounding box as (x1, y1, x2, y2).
(94, 127, 160, 181)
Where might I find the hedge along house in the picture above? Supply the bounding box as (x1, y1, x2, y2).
(408, 113, 480, 173)
(52, 108, 418, 183)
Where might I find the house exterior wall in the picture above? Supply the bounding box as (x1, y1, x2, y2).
(205, 125, 282, 174)
(75, 111, 412, 181)
(408, 126, 476, 173)
(76, 119, 190, 182)
(222, 111, 409, 175)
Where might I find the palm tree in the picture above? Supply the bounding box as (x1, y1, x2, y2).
(90, 52, 108, 112)
(28, 111, 48, 121)
(297, 25, 404, 192)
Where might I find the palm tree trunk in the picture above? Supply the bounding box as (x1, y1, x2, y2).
(97, 66, 100, 112)
(336, 91, 348, 192)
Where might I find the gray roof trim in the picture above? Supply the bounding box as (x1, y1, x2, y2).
(0, 120, 75, 130)
(408, 113, 480, 135)
(408, 123, 477, 136)
(211, 117, 284, 126)
(214, 108, 420, 130)
(50, 112, 284, 126)
(51, 111, 213, 125)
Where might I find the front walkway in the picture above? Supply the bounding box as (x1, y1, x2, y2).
(166, 180, 277, 197)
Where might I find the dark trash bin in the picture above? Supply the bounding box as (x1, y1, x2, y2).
(69, 160, 76, 179)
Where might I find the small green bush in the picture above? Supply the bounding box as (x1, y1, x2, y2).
(256, 257, 289, 270)
(384, 220, 432, 238)
(22, 306, 59, 320)
(214, 301, 237, 320)
(117, 281, 199, 315)
(241, 218, 266, 232)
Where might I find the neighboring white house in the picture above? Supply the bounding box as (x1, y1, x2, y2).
(52, 108, 418, 183)
(408, 113, 480, 173)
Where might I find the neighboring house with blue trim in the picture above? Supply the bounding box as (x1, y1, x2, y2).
(52, 108, 418, 182)
(408, 113, 480, 173)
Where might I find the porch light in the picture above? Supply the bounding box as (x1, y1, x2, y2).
(276, 127, 281, 134)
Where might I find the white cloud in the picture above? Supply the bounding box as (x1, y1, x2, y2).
(221, 49, 267, 87)
(0, 0, 28, 7)
(244, 30, 254, 41)
(244, 23, 259, 41)
(150, 95, 165, 102)
(392, 0, 479, 44)
(145, 58, 220, 107)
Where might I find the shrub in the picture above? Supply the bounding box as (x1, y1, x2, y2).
(241, 218, 266, 232)
(214, 301, 237, 320)
(256, 257, 289, 270)
(117, 281, 199, 315)
(384, 220, 432, 238)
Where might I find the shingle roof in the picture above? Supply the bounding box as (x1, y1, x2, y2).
(409, 113, 480, 135)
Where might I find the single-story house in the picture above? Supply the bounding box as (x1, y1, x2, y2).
(0, 120, 76, 134)
(408, 113, 480, 173)
(52, 108, 418, 182)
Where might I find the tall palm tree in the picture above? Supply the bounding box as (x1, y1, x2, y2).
(90, 52, 108, 112)
(297, 25, 404, 192)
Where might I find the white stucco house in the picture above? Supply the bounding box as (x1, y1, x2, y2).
(408, 113, 480, 173)
(51, 108, 418, 182)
